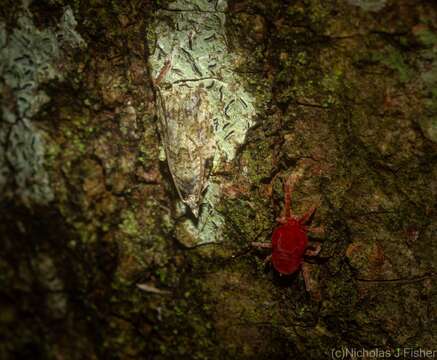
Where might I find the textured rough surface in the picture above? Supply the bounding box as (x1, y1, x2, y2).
(0, 3, 84, 205)
(346, 0, 388, 12)
(0, 0, 436, 359)
(149, 0, 264, 243)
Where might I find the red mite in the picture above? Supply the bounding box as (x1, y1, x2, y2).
(252, 175, 321, 284)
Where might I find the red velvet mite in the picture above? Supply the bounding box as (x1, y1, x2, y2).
(252, 174, 322, 290)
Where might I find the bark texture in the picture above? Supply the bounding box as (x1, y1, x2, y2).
(1, 0, 436, 359)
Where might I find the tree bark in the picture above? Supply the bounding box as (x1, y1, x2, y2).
(1, 0, 436, 359)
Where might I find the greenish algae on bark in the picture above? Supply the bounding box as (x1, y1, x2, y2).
(1, 0, 436, 359)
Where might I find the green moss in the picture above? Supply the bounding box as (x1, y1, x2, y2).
(321, 67, 344, 95)
(415, 27, 437, 47)
(220, 197, 271, 247)
(119, 210, 140, 237)
(372, 48, 412, 83)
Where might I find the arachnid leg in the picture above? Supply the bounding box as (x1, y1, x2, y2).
(304, 242, 321, 257)
(299, 206, 317, 225)
(252, 243, 272, 266)
(277, 173, 303, 223)
(251, 242, 272, 249)
(275, 216, 287, 224)
(302, 262, 321, 300)
(283, 176, 294, 219)
(302, 263, 312, 292)
(283, 173, 303, 219)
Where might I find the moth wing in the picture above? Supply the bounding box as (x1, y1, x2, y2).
(156, 86, 215, 216)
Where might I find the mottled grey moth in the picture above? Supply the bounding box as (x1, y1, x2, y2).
(155, 81, 216, 217)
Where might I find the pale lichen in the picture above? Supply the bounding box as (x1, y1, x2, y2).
(148, 0, 263, 244)
(0, 2, 85, 205)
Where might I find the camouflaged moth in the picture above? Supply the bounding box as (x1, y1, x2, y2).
(155, 80, 216, 217)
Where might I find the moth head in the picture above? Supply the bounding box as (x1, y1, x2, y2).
(185, 194, 200, 218)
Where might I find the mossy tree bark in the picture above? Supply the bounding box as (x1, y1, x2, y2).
(1, 1, 436, 359)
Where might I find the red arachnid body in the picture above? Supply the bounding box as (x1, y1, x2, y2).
(253, 174, 321, 281)
(271, 217, 308, 275)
